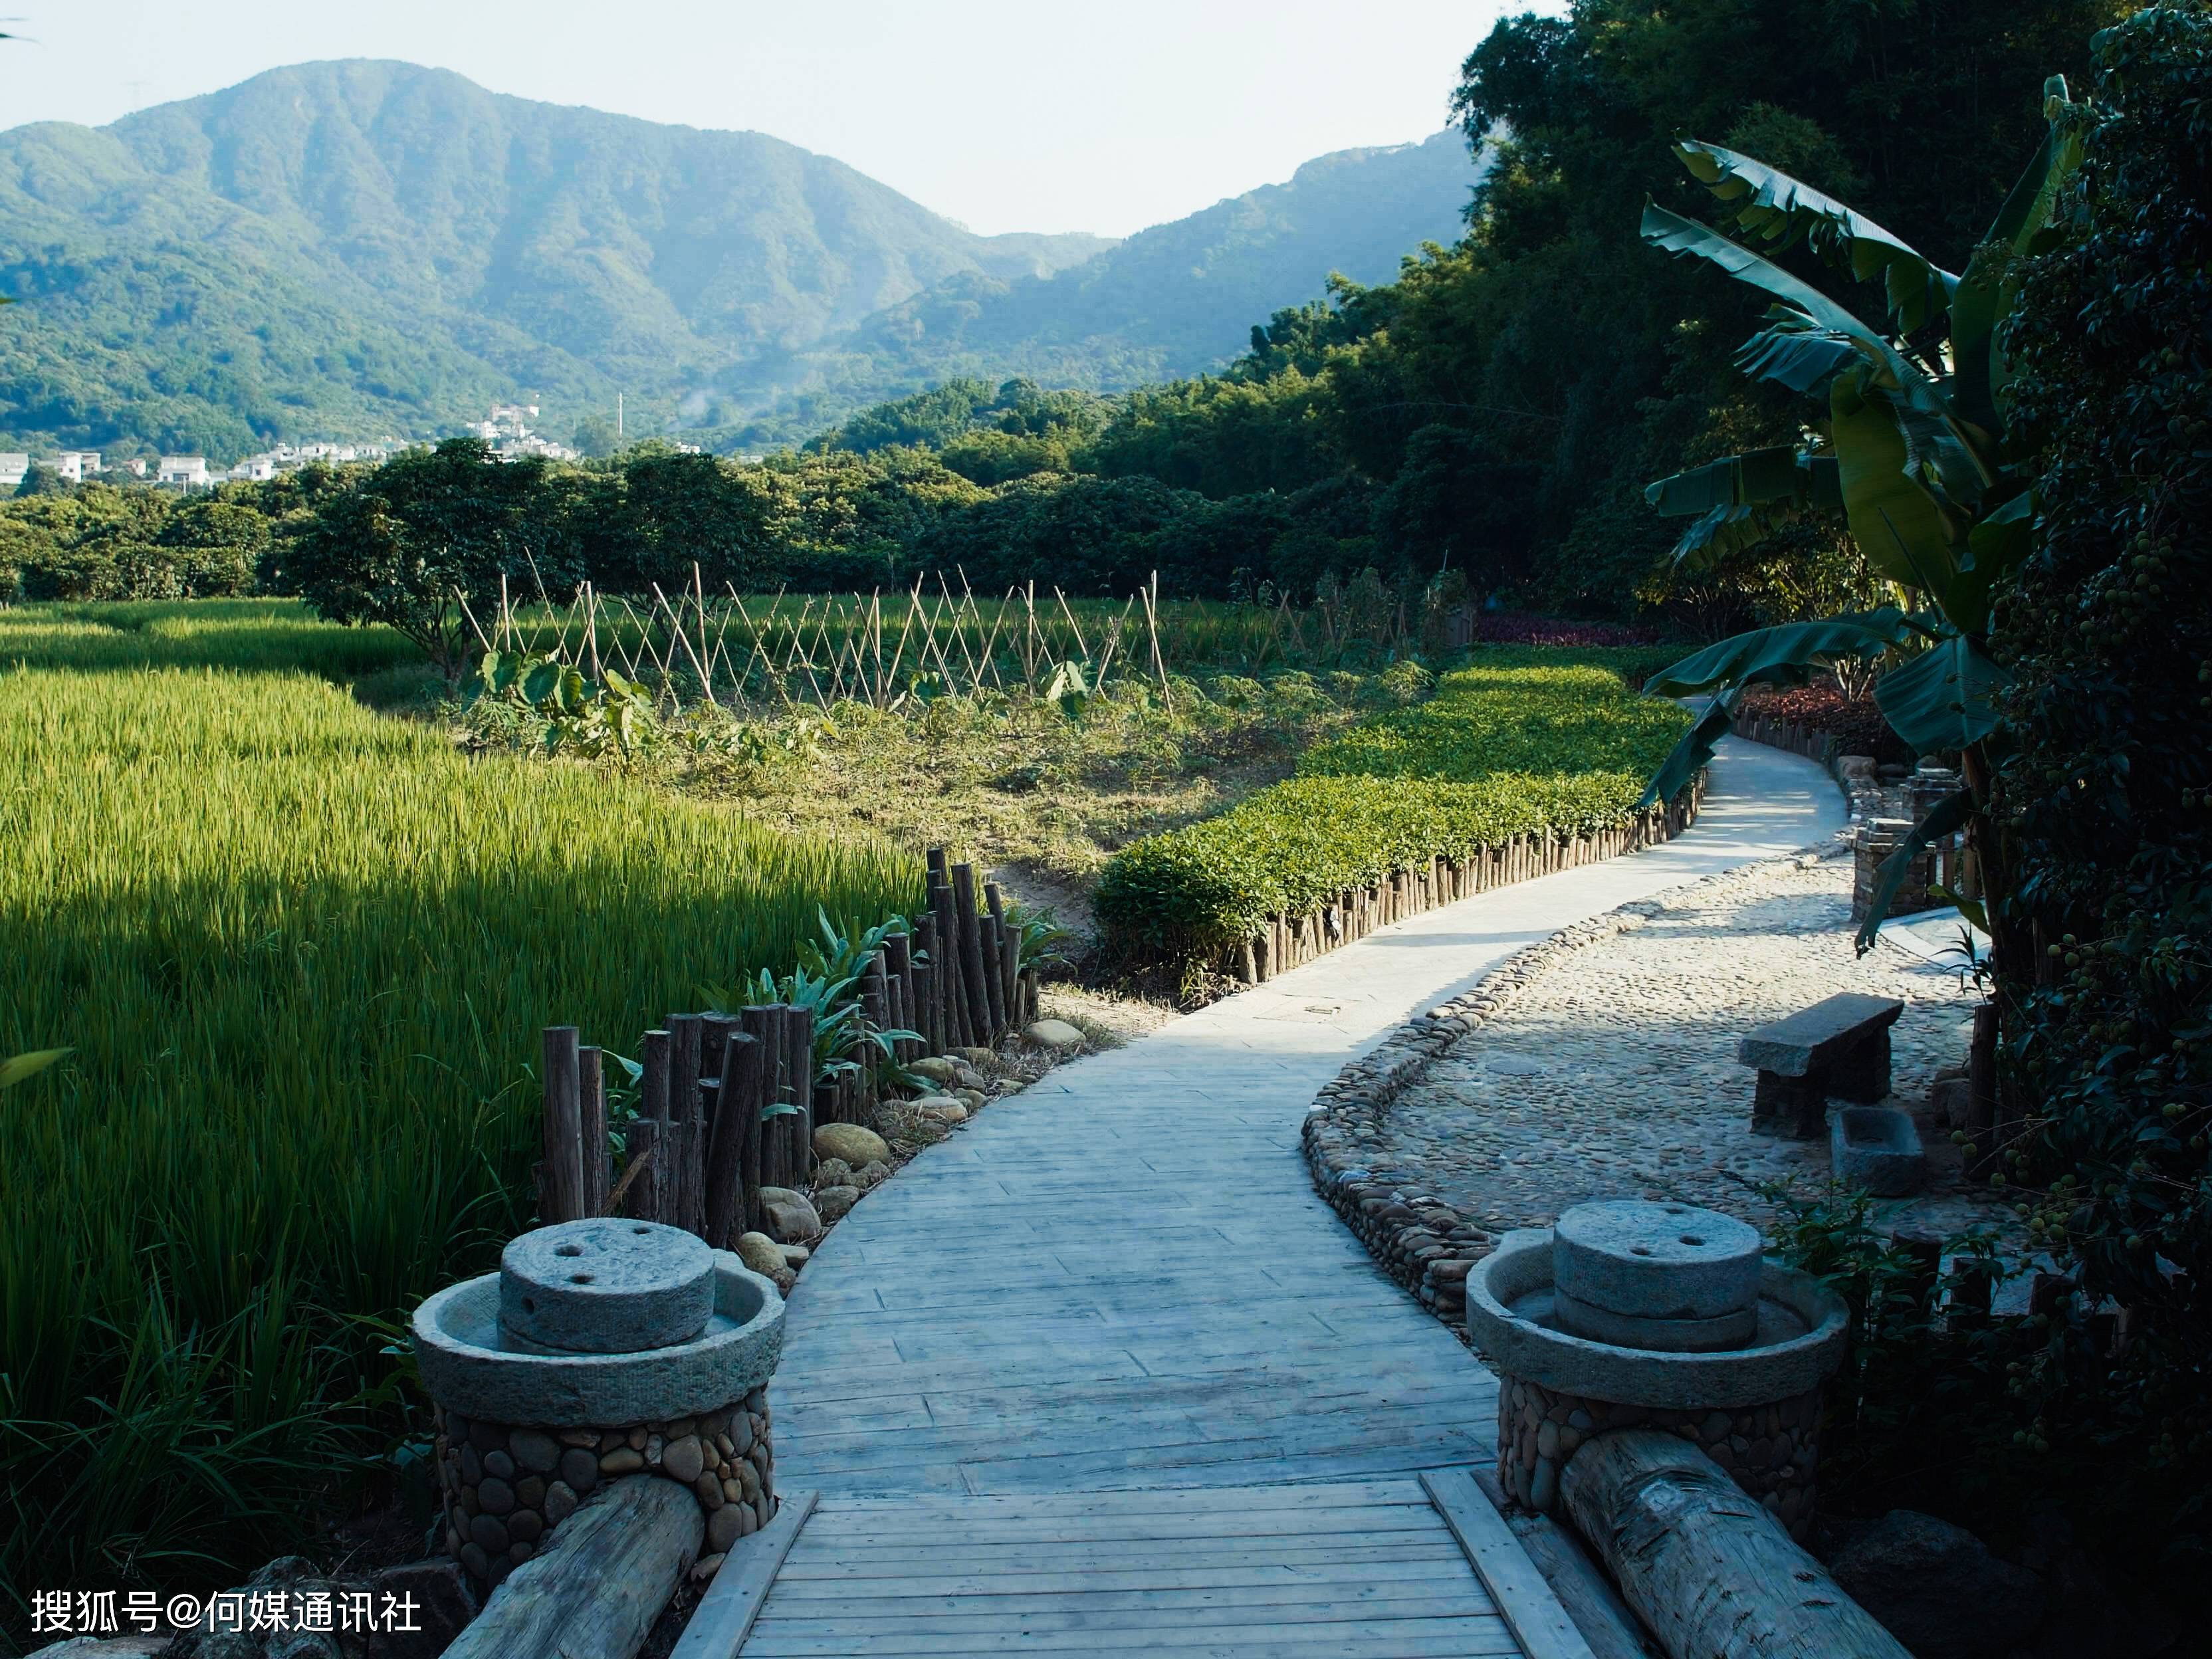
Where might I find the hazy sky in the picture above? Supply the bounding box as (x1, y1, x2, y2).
(0, 1, 1552, 237)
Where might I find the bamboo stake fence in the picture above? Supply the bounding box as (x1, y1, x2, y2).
(535, 849, 1042, 1244)
(463, 567, 1430, 716)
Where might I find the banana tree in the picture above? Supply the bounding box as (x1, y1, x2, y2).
(1634, 78, 2088, 971)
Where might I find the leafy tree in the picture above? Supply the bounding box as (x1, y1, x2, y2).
(13, 463, 66, 498)
(288, 438, 543, 677)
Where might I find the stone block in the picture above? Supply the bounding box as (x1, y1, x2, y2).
(1831, 1105, 1926, 1196)
(1739, 993, 1904, 1077)
(1751, 1069, 1829, 1140)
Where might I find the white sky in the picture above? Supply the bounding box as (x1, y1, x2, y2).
(0, 1, 1552, 237)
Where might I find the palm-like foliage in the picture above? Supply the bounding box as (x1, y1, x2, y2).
(1635, 79, 2090, 955)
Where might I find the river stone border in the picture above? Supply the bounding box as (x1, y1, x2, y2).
(1300, 835, 1855, 1335)
(433, 1386, 774, 1592)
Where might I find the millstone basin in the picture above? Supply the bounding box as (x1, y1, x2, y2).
(414, 1219, 784, 1431)
(1466, 1200, 1848, 1537)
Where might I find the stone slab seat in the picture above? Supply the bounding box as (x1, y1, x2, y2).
(1737, 992, 1904, 1141)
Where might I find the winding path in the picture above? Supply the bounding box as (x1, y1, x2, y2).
(737, 738, 1843, 1657)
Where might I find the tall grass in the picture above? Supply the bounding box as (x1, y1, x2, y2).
(0, 658, 918, 1644)
(0, 598, 426, 677)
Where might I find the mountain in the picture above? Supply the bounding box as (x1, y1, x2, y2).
(0, 62, 1477, 459)
(720, 131, 1484, 431)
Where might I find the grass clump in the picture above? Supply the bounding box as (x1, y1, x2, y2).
(0, 657, 917, 1634)
(1093, 647, 1691, 967)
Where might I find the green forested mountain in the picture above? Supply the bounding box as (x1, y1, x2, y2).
(0, 61, 1474, 459)
(717, 132, 1484, 436)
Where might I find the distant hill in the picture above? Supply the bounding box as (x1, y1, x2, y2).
(720, 130, 1483, 433)
(0, 62, 1478, 458)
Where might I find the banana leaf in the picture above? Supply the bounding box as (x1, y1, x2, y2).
(1642, 201, 1898, 370)
(1735, 310, 1867, 394)
(1854, 788, 1976, 953)
(1830, 370, 1967, 599)
(1674, 142, 1959, 332)
(1642, 609, 1911, 699)
(1638, 688, 1739, 810)
(1946, 491, 2036, 635)
(1645, 447, 1841, 516)
(1952, 81, 2087, 432)
(1875, 633, 2009, 752)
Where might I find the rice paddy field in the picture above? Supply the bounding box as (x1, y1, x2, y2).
(0, 604, 921, 1641)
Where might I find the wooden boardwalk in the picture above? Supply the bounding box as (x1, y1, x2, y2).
(726, 738, 1840, 1656)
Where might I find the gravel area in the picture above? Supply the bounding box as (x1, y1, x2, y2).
(1305, 845, 2013, 1327)
(1384, 850, 1992, 1238)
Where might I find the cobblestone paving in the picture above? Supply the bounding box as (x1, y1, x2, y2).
(1355, 849, 2003, 1244)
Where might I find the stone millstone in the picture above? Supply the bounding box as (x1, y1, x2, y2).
(499, 1220, 716, 1354)
(1552, 1201, 1762, 1325)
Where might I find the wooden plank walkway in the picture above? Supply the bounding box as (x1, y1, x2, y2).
(738, 738, 1840, 1655)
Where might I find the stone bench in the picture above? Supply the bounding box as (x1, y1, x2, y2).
(1738, 992, 1904, 1140)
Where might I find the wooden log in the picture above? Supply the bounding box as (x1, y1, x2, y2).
(912, 919, 940, 1054)
(442, 1474, 702, 1659)
(983, 882, 1012, 1038)
(638, 1029, 671, 1224)
(950, 863, 992, 1044)
(981, 913, 1008, 1039)
(540, 1026, 584, 1226)
(578, 1046, 608, 1218)
(666, 1015, 704, 1234)
(613, 1119, 657, 1221)
(749, 1005, 787, 1191)
(702, 1032, 760, 1250)
(1561, 1430, 1911, 1659)
(881, 929, 915, 1057)
(929, 881, 968, 1046)
(782, 1004, 816, 1180)
(1000, 913, 1022, 1027)
(1969, 1000, 1999, 1137)
(738, 1006, 778, 1233)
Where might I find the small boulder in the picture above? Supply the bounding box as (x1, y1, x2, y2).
(907, 1056, 960, 1085)
(851, 1160, 891, 1191)
(951, 1063, 988, 1091)
(921, 1100, 968, 1125)
(812, 1157, 853, 1188)
(366, 1557, 479, 1658)
(813, 1122, 891, 1166)
(952, 1046, 997, 1067)
(1929, 1076, 1973, 1130)
(1826, 1509, 2044, 1659)
(814, 1184, 861, 1222)
(1025, 1018, 1085, 1048)
(758, 1187, 822, 1243)
(955, 1088, 985, 1109)
(776, 1243, 810, 1268)
(735, 1231, 795, 1289)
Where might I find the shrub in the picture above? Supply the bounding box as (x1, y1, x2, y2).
(1095, 648, 1689, 965)
(1980, 2, 2212, 1573)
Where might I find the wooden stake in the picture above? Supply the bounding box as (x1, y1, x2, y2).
(540, 1026, 584, 1226)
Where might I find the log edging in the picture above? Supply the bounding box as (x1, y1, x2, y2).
(1232, 778, 1709, 984)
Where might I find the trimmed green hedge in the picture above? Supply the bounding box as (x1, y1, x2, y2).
(1095, 647, 1690, 965)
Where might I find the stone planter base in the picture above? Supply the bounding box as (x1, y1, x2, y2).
(1497, 1373, 1821, 1542)
(435, 1385, 774, 1591)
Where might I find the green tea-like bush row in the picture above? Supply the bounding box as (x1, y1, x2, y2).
(1094, 649, 1691, 964)
(0, 661, 918, 1627)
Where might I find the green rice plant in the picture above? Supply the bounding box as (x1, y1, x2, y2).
(1093, 647, 1692, 966)
(0, 598, 424, 679)
(0, 661, 918, 1642)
